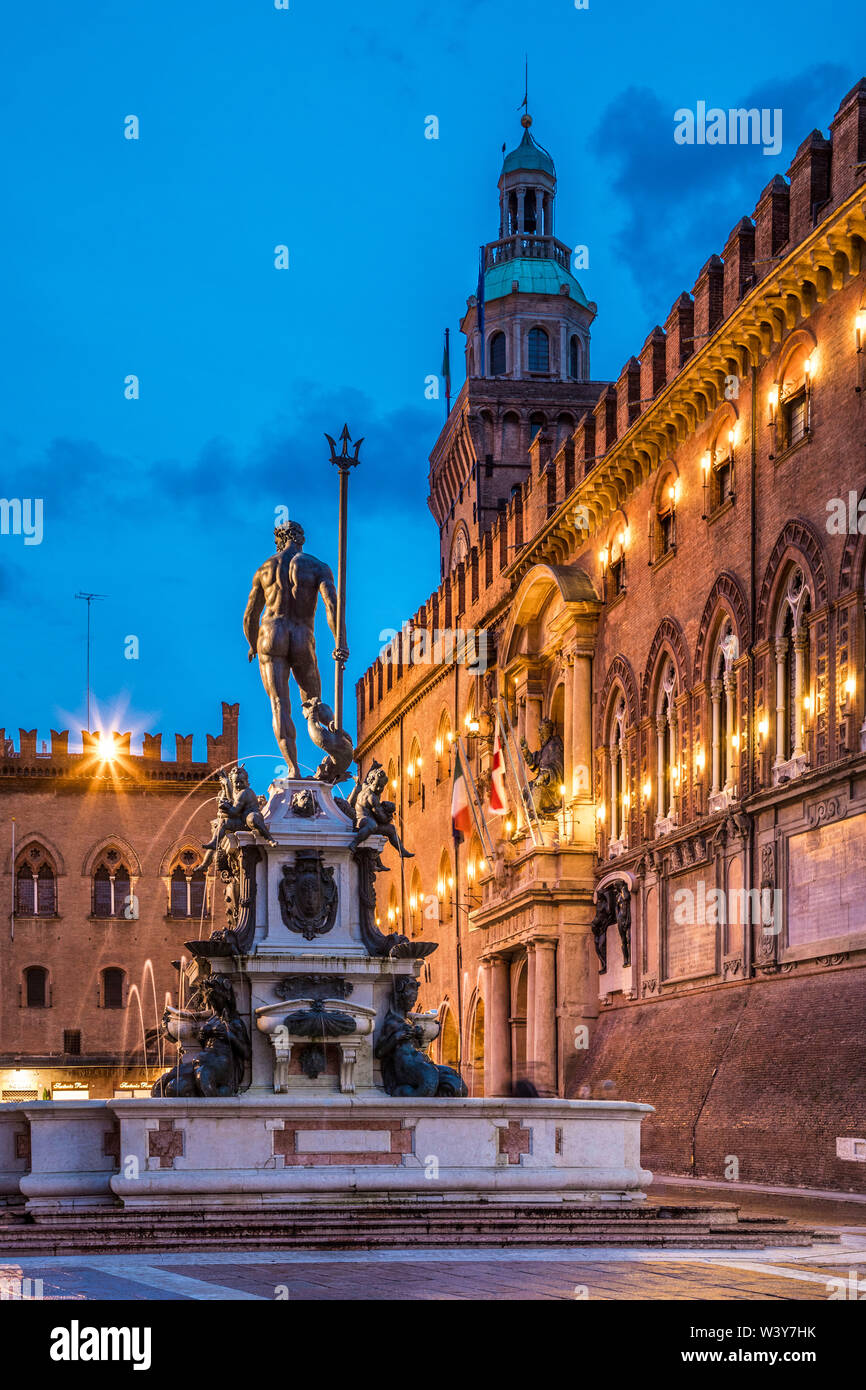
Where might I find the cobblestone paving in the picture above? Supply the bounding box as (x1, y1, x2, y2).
(3, 1242, 864, 1301)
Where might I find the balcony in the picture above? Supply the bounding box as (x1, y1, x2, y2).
(484, 235, 572, 271)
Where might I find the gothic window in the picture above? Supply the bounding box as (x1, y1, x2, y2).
(92, 850, 132, 919)
(655, 662, 679, 827)
(606, 697, 629, 849)
(169, 850, 207, 919)
(653, 475, 677, 560)
(489, 331, 506, 376)
(711, 433, 735, 511)
(568, 335, 581, 381)
(774, 568, 812, 769)
(437, 849, 454, 925)
(527, 327, 549, 373)
(710, 624, 739, 798)
(15, 845, 57, 916)
(411, 871, 424, 932)
(435, 712, 452, 782)
(102, 967, 125, 1010)
(609, 538, 626, 597)
(24, 966, 48, 1008)
(407, 737, 422, 806)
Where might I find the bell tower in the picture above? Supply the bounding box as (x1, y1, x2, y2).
(428, 112, 604, 578)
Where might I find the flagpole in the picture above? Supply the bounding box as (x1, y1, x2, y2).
(455, 736, 495, 861)
(443, 327, 451, 416)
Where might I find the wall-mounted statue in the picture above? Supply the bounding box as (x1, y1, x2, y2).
(244, 518, 350, 780)
(200, 765, 276, 869)
(347, 763, 414, 858)
(520, 717, 565, 819)
(591, 882, 631, 972)
(375, 976, 467, 1097)
(151, 974, 250, 1097)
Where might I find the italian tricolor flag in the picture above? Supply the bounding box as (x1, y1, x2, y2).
(489, 727, 508, 816)
(451, 747, 473, 836)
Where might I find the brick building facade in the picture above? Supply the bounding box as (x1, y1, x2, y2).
(0, 704, 236, 1099)
(355, 86, 866, 1191)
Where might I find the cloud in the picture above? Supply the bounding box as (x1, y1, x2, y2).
(591, 64, 854, 316)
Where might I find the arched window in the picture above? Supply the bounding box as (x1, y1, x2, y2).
(710, 623, 739, 801)
(489, 331, 506, 376)
(435, 712, 452, 783)
(92, 850, 131, 919)
(568, 335, 581, 380)
(705, 423, 736, 514)
(653, 474, 678, 561)
(102, 967, 125, 1010)
(24, 966, 48, 1008)
(775, 344, 813, 452)
(606, 696, 629, 851)
(409, 867, 424, 936)
(527, 327, 549, 372)
(528, 412, 546, 442)
(437, 849, 454, 925)
(15, 844, 57, 916)
(654, 661, 679, 829)
(168, 850, 207, 919)
(439, 1007, 459, 1069)
(407, 737, 423, 806)
(386, 758, 399, 798)
(773, 568, 812, 776)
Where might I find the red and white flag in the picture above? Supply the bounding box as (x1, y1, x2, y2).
(489, 726, 509, 816)
(451, 747, 473, 836)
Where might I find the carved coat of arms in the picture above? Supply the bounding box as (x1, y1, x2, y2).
(278, 852, 338, 940)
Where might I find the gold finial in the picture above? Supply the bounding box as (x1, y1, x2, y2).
(521, 113, 532, 129)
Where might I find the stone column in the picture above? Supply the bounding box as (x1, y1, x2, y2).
(710, 679, 722, 794)
(656, 720, 665, 821)
(532, 939, 558, 1096)
(724, 671, 735, 788)
(525, 942, 536, 1068)
(619, 742, 628, 842)
(774, 636, 788, 764)
(608, 744, 618, 842)
(668, 711, 678, 818)
(793, 632, 807, 758)
(572, 649, 593, 799)
(512, 318, 522, 380)
(485, 955, 512, 1097)
(562, 652, 575, 800)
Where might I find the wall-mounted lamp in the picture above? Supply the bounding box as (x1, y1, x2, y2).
(804, 356, 813, 392)
(767, 386, 779, 425)
(642, 778, 652, 801)
(596, 803, 606, 823)
(695, 747, 706, 773)
(434, 738, 443, 757)
(856, 313, 865, 354)
(758, 716, 769, 742)
(598, 546, 609, 573)
(504, 818, 514, 835)
(732, 732, 740, 750)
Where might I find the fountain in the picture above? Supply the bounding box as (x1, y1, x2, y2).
(0, 428, 652, 1228)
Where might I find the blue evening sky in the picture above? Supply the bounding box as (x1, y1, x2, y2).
(0, 0, 858, 783)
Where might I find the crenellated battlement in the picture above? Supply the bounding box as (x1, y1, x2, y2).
(0, 701, 239, 781)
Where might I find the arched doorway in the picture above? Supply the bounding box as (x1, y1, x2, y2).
(468, 996, 485, 1096)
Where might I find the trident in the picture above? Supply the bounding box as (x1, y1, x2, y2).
(324, 424, 363, 732)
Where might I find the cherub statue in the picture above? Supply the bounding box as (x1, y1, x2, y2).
(151, 974, 251, 1098)
(520, 717, 565, 819)
(347, 762, 413, 858)
(200, 764, 277, 868)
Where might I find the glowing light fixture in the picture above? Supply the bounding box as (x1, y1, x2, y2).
(767, 386, 779, 424)
(856, 313, 865, 353)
